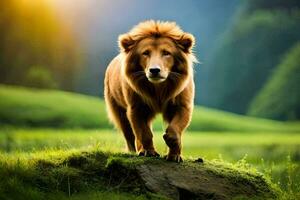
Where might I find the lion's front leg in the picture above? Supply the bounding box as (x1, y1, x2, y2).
(127, 106, 159, 157)
(163, 105, 192, 162)
(163, 126, 182, 162)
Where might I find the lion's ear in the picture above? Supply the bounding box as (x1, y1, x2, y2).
(177, 33, 195, 53)
(118, 34, 135, 53)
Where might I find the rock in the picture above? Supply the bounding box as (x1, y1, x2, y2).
(194, 157, 204, 163)
(105, 155, 278, 200)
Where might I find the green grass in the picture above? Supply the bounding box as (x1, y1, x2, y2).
(0, 146, 281, 200)
(1, 128, 300, 162)
(0, 149, 166, 200)
(1, 84, 300, 131)
(1, 85, 300, 199)
(0, 85, 108, 129)
(1, 128, 299, 196)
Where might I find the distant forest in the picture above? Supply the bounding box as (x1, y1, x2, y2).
(0, 0, 299, 121)
(202, 0, 300, 120)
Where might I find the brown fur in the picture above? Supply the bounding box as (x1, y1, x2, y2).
(104, 20, 197, 162)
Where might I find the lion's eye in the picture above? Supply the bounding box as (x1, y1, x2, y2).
(162, 50, 171, 56)
(142, 50, 150, 56)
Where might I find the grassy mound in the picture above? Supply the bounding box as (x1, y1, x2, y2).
(0, 150, 279, 200)
(1, 84, 300, 132)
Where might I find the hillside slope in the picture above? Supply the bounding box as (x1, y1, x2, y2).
(201, 0, 300, 115)
(0, 85, 108, 128)
(0, 84, 299, 132)
(248, 43, 300, 120)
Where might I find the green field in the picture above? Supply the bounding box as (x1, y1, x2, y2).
(1, 128, 300, 163)
(0, 85, 300, 199)
(1, 84, 300, 132)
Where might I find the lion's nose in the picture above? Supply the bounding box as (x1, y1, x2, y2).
(149, 68, 160, 75)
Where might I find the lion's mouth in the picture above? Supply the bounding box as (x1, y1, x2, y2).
(147, 76, 167, 83)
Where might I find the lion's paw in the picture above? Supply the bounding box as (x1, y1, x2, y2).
(163, 133, 180, 149)
(138, 149, 160, 157)
(164, 154, 183, 163)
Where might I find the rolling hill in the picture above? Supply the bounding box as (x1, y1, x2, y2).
(201, 0, 300, 115)
(248, 43, 300, 120)
(0, 84, 299, 132)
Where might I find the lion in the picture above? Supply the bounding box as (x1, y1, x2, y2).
(104, 20, 197, 162)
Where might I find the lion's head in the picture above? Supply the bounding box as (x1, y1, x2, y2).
(119, 20, 197, 93)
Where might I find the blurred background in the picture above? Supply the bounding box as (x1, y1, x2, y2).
(1, 0, 299, 120)
(0, 0, 300, 197)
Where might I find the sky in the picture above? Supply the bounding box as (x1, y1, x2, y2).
(50, 0, 240, 98)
